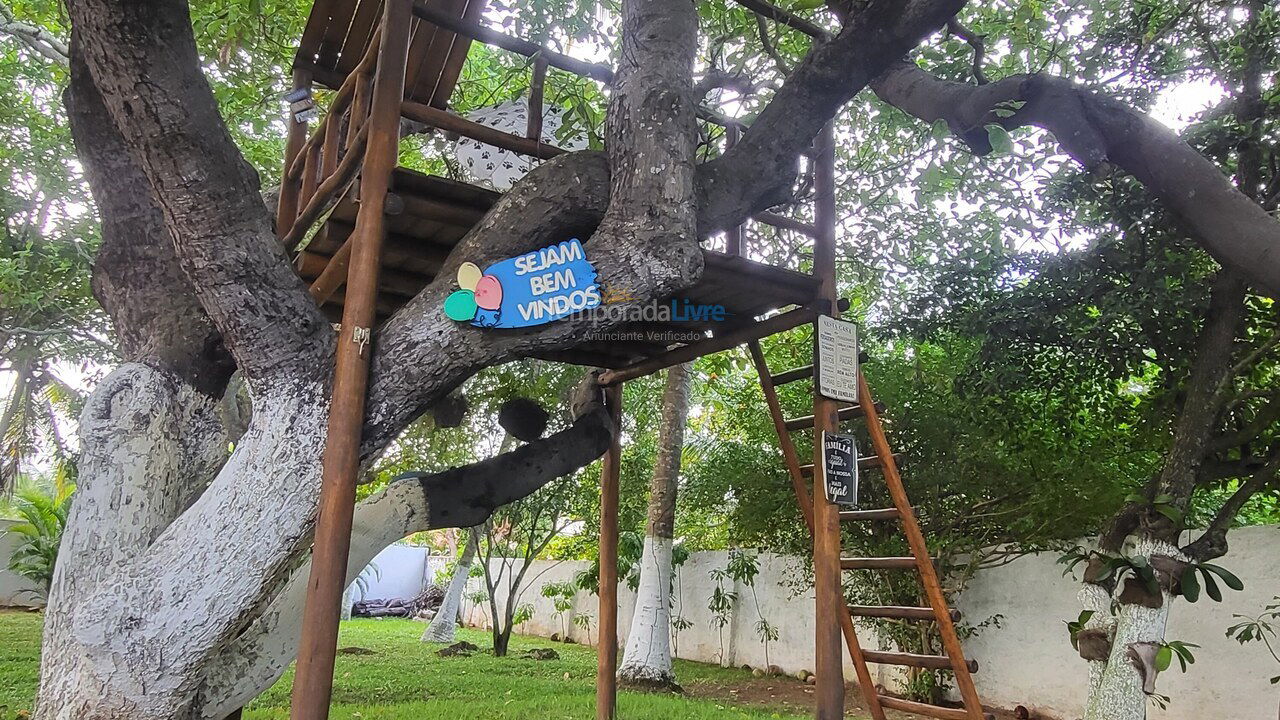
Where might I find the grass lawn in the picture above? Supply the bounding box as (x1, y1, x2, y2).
(1, 610, 834, 719)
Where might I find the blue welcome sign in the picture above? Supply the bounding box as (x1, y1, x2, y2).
(443, 238, 602, 329)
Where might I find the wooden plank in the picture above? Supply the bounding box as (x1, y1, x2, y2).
(335, 0, 383, 75)
(276, 67, 313, 242)
(840, 557, 919, 570)
(405, 0, 466, 102)
(402, 0, 454, 100)
(864, 650, 978, 673)
(317, 0, 359, 69)
(411, 0, 614, 83)
(296, 251, 427, 299)
(753, 211, 818, 238)
(839, 508, 901, 522)
(597, 304, 823, 386)
(783, 402, 881, 432)
(426, 0, 487, 108)
(527, 54, 548, 139)
(858, 371, 987, 719)
(877, 696, 989, 720)
(798, 453, 899, 476)
(770, 363, 812, 386)
(281, 123, 370, 251)
(848, 605, 962, 622)
(295, 0, 344, 70)
(401, 101, 566, 159)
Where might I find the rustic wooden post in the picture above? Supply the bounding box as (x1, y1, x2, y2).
(596, 382, 623, 720)
(725, 124, 745, 256)
(811, 120, 845, 720)
(527, 54, 547, 141)
(287, 1, 411, 719)
(277, 67, 312, 241)
(300, 140, 322, 211)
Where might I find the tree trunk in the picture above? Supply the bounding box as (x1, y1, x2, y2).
(422, 528, 479, 643)
(619, 363, 691, 690)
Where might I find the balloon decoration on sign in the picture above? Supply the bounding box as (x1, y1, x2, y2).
(444, 262, 499, 322)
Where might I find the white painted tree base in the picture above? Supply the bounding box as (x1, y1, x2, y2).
(618, 536, 677, 687)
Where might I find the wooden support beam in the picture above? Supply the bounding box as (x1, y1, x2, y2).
(276, 67, 312, 242)
(840, 557, 920, 570)
(288, 3, 412, 719)
(725, 125, 744, 256)
(411, 1, 615, 83)
(754, 211, 819, 238)
(401, 100, 565, 159)
(847, 605, 962, 622)
(598, 303, 824, 386)
(527, 54, 547, 140)
(596, 384, 623, 720)
(810, 119, 867, 720)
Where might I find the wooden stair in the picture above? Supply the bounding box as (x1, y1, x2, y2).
(746, 337, 990, 720)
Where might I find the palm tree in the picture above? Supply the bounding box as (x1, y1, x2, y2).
(4, 481, 74, 599)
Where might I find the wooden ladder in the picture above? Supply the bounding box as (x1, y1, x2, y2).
(747, 339, 991, 720)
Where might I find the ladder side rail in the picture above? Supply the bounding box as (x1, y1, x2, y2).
(855, 372, 986, 720)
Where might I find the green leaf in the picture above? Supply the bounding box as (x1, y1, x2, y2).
(1201, 563, 1244, 591)
(1201, 569, 1223, 602)
(1155, 645, 1172, 672)
(985, 124, 1013, 155)
(1181, 566, 1200, 603)
(931, 118, 951, 140)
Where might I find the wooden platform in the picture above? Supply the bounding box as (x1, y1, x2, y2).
(294, 168, 821, 368)
(295, 0, 486, 105)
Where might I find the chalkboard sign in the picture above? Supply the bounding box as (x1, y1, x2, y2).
(821, 431, 859, 507)
(443, 238, 602, 328)
(816, 315, 858, 403)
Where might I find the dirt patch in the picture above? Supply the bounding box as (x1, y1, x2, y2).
(685, 676, 1023, 720)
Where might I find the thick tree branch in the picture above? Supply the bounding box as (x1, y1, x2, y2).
(66, 0, 331, 383)
(871, 61, 1280, 296)
(1182, 456, 1280, 561)
(0, 1, 68, 64)
(698, 0, 966, 232)
(200, 399, 614, 718)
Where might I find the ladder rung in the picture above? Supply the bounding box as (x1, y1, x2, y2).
(784, 402, 884, 431)
(848, 605, 961, 622)
(799, 453, 901, 476)
(769, 364, 813, 386)
(877, 695, 992, 720)
(863, 650, 978, 673)
(840, 556, 921, 570)
(839, 508, 901, 521)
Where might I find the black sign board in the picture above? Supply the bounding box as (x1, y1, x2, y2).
(821, 431, 859, 507)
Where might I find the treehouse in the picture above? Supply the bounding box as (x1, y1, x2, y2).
(279, 2, 989, 720)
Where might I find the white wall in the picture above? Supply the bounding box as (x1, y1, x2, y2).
(349, 543, 440, 603)
(0, 518, 46, 607)
(958, 525, 1280, 720)
(455, 528, 1280, 720)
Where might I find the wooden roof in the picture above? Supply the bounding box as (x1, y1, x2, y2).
(296, 168, 822, 368)
(295, 0, 487, 106)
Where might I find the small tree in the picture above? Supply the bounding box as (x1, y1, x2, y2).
(541, 581, 576, 640)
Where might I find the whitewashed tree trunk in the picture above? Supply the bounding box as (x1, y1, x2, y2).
(1083, 536, 1185, 720)
(422, 528, 479, 643)
(619, 536, 677, 684)
(619, 364, 690, 688)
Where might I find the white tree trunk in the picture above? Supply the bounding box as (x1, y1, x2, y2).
(422, 529, 478, 643)
(1083, 536, 1185, 720)
(618, 536, 676, 686)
